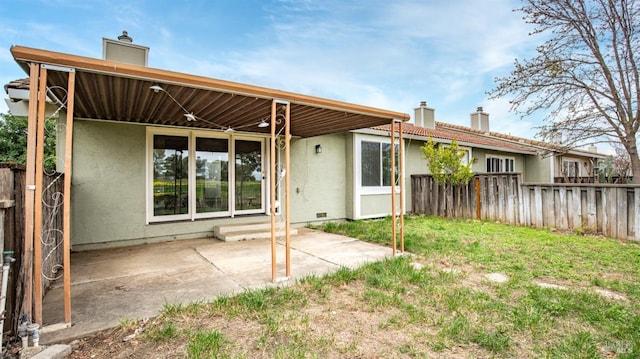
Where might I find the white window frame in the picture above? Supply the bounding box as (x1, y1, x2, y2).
(562, 158, 581, 177)
(443, 144, 472, 166)
(192, 131, 232, 220)
(146, 127, 191, 223)
(232, 135, 267, 216)
(146, 127, 268, 224)
(355, 134, 403, 195)
(353, 133, 405, 220)
(486, 155, 515, 173)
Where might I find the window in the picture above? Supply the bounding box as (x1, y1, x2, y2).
(147, 128, 265, 222)
(562, 160, 579, 177)
(443, 144, 472, 166)
(361, 140, 399, 187)
(195, 137, 229, 214)
(153, 135, 189, 217)
(486, 156, 515, 173)
(234, 140, 263, 212)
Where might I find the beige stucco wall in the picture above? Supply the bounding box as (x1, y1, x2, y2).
(524, 155, 551, 182)
(360, 193, 400, 217)
(345, 133, 354, 219)
(289, 133, 347, 224)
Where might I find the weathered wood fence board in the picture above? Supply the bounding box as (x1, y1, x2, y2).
(411, 174, 640, 241)
(0, 163, 64, 334)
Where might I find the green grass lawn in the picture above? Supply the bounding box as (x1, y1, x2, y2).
(125, 216, 639, 358)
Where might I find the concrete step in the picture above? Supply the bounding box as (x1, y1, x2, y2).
(214, 223, 298, 242)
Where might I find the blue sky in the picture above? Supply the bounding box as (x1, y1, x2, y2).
(1, 0, 548, 140)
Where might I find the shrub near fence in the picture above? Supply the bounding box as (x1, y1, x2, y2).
(411, 174, 640, 241)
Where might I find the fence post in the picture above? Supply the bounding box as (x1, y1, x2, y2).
(635, 188, 640, 241)
(0, 201, 15, 255)
(0, 195, 16, 337)
(475, 176, 481, 220)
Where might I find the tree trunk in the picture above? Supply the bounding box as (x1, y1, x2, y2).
(629, 153, 640, 184)
(446, 184, 454, 218)
(625, 139, 640, 184)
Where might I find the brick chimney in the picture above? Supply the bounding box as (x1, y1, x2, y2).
(470, 106, 489, 131)
(414, 101, 435, 129)
(102, 31, 149, 66)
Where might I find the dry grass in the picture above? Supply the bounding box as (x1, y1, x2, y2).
(68, 216, 640, 358)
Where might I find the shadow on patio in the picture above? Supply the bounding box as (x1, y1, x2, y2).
(40, 228, 392, 344)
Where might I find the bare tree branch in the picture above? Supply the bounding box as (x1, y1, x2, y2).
(489, 0, 640, 183)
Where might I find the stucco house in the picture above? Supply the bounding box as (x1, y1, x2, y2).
(5, 36, 607, 248)
(6, 32, 416, 327)
(355, 101, 607, 218)
(6, 34, 412, 250)
(6, 32, 611, 329)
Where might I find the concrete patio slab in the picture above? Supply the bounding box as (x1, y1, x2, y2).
(39, 228, 393, 344)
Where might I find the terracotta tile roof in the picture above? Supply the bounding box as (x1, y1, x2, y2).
(3, 77, 29, 93)
(372, 121, 605, 158)
(373, 122, 537, 154)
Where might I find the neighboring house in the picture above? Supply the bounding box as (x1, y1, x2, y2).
(353, 101, 607, 219)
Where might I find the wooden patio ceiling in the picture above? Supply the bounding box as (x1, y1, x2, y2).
(10, 46, 409, 137)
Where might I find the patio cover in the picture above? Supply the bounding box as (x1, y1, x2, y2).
(9, 44, 409, 331)
(10, 45, 410, 135)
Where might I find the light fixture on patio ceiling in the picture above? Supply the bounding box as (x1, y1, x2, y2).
(256, 113, 287, 129)
(149, 85, 226, 129)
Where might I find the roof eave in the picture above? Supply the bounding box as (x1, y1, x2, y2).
(10, 45, 410, 122)
(361, 128, 538, 155)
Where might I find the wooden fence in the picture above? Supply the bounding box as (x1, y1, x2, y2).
(522, 183, 639, 240)
(411, 174, 640, 241)
(0, 163, 65, 334)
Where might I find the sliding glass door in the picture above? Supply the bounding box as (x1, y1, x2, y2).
(234, 139, 264, 214)
(195, 137, 229, 215)
(152, 135, 190, 220)
(148, 129, 266, 222)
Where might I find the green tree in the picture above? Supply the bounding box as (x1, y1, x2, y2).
(597, 156, 615, 183)
(0, 112, 57, 171)
(489, 0, 640, 183)
(420, 138, 473, 186)
(421, 138, 474, 217)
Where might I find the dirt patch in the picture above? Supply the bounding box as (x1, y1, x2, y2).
(17, 256, 630, 358)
